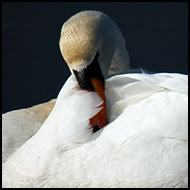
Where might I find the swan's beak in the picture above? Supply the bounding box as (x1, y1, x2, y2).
(72, 59, 108, 133)
(89, 77, 108, 132)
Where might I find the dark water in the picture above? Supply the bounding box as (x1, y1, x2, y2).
(2, 2, 188, 113)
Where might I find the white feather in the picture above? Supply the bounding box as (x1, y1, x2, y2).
(2, 73, 188, 188)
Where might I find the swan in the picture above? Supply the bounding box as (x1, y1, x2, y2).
(2, 10, 188, 188)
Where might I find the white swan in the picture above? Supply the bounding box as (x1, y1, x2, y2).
(2, 10, 188, 188)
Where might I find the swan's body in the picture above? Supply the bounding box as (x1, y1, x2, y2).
(2, 10, 188, 188)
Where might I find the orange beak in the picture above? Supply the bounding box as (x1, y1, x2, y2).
(89, 78, 108, 132)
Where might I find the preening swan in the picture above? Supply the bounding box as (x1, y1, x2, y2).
(2, 10, 188, 188)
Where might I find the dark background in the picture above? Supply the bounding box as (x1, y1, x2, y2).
(2, 2, 188, 113)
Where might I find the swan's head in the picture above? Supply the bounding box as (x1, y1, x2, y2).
(59, 10, 129, 132)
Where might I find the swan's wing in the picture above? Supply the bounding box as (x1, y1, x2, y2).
(106, 72, 187, 109)
(2, 99, 56, 163)
(126, 72, 188, 94)
(105, 73, 188, 141)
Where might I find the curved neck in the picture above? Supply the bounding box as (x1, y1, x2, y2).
(97, 13, 130, 79)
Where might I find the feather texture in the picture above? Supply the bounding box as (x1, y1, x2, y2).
(2, 73, 188, 188)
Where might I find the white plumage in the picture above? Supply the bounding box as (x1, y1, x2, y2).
(2, 10, 188, 188)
